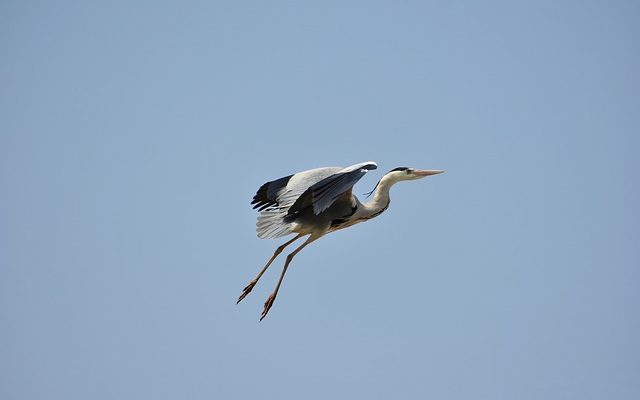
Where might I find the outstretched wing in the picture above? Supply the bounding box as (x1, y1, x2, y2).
(288, 161, 377, 216)
(251, 174, 294, 212)
(251, 166, 343, 238)
(251, 161, 377, 238)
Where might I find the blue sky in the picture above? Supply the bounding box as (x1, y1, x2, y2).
(1, 1, 639, 399)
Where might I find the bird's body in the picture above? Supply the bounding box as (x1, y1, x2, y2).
(238, 161, 444, 320)
(252, 161, 381, 239)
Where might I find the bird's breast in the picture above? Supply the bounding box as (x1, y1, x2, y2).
(329, 205, 358, 230)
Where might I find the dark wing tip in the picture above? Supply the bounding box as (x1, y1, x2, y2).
(251, 181, 270, 207)
(250, 174, 294, 210)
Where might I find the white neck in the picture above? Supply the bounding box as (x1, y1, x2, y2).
(359, 174, 398, 219)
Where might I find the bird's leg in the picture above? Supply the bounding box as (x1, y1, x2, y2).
(261, 235, 319, 321)
(236, 234, 303, 304)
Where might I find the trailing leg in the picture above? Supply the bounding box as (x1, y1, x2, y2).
(236, 234, 303, 304)
(260, 235, 319, 320)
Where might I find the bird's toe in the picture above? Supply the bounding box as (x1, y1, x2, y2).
(236, 280, 257, 304)
(260, 293, 276, 320)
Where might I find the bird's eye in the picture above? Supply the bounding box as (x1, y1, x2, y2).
(406, 169, 413, 174)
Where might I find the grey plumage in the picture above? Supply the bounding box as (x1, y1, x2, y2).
(239, 161, 444, 320)
(252, 161, 377, 239)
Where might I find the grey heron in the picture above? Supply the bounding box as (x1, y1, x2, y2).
(237, 161, 444, 320)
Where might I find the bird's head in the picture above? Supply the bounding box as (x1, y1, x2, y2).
(365, 166, 444, 197)
(385, 167, 445, 182)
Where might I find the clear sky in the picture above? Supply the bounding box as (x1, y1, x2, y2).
(2, 1, 639, 399)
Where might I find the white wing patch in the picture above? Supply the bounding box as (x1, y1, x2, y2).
(255, 167, 341, 238)
(254, 162, 377, 238)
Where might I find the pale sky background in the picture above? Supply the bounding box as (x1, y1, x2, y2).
(1, 1, 639, 399)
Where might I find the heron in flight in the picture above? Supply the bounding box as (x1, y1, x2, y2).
(237, 161, 444, 320)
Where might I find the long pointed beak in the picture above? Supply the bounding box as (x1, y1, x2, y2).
(414, 169, 445, 177)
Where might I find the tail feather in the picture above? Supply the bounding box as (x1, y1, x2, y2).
(256, 210, 294, 239)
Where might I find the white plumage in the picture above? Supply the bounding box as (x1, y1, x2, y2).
(240, 161, 444, 320)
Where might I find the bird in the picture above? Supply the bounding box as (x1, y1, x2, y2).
(237, 161, 444, 320)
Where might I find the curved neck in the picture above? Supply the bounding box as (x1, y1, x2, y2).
(360, 175, 397, 218)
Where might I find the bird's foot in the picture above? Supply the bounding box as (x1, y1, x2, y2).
(236, 280, 257, 304)
(260, 293, 276, 321)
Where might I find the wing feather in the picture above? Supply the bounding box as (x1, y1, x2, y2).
(253, 166, 347, 238)
(288, 161, 377, 216)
